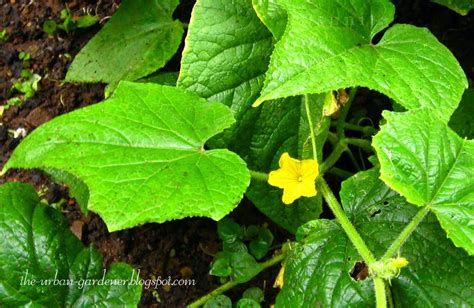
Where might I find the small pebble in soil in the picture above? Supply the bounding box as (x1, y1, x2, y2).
(13, 127, 27, 138)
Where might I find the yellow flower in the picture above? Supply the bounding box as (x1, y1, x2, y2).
(268, 152, 319, 204)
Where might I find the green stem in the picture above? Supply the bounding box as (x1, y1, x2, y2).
(345, 138, 373, 152)
(374, 277, 387, 308)
(307, 91, 385, 308)
(332, 122, 377, 135)
(187, 252, 286, 307)
(187, 280, 237, 308)
(304, 94, 318, 160)
(320, 140, 347, 174)
(318, 178, 376, 264)
(336, 87, 357, 138)
(386, 281, 394, 308)
(326, 167, 353, 179)
(381, 205, 431, 261)
(345, 147, 361, 171)
(249, 170, 268, 182)
(326, 132, 338, 145)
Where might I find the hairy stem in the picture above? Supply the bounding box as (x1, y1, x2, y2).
(345, 138, 373, 152)
(318, 178, 376, 264)
(381, 205, 431, 261)
(249, 170, 269, 182)
(374, 277, 387, 308)
(386, 281, 394, 308)
(304, 94, 318, 160)
(345, 147, 361, 170)
(332, 122, 377, 135)
(187, 252, 286, 307)
(320, 140, 347, 174)
(326, 167, 353, 179)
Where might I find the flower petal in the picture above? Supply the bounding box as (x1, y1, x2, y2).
(279, 152, 300, 175)
(281, 183, 302, 204)
(300, 180, 317, 198)
(268, 169, 296, 189)
(301, 159, 319, 180)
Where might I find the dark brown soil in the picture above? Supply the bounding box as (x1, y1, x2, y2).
(0, 0, 473, 307)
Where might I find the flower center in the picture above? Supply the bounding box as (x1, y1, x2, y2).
(297, 175, 303, 182)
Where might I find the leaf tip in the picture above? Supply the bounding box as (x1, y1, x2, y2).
(0, 166, 9, 177)
(252, 97, 265, 107)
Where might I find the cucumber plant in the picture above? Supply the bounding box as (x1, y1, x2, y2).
(1, 0, 472, 307)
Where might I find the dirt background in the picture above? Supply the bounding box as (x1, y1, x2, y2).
(0, 0, 472, 307)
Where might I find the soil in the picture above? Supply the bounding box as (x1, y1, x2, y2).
(0, 0, 472, 307)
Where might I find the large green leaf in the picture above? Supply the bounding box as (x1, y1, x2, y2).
(373, 109, 474, 255)
(255, 0, 467, 122)
(178, 0, 326, 233)
(2, 82, 250, 231)
(277, 169, 474, 307)
(0, 183, 141, 307)
(66, 0, 183, 86)
(432, 0, 474, 15)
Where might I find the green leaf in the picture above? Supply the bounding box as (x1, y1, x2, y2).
(140, 71, 179, 86)
(204, 295, 232, 308)
(75, 15, 99, 29)
(210, 252, 233, 277)
(66, 0, 183, 86)
(223, 240, 248, 253)
(373, 109, 474, 255)
(255, 0, 467, 122)
(252, 0, 287, 39)
(217, 218, 243, 244)
(210, 251, 261, 283)
(3, 82, 250, 231)
(432, 0, 474, 15)
(230, 252, 262, 283)
(242, 287, 264, 303)
(178, 0, 325, 232)
(43, 20, 57, 35)
(449, 89, 474, 139)
(0, 183, 141, 306)
(249, 227, 273, 260)
(236, 298, 261, 308)
(277, 169, 474, 307)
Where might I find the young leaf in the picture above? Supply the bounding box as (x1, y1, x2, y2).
(178, 0, 325, 233)
(242, 287, 265, 303)
(277, 169, 474, 307)
(236, 298, 261, 308)
(204, 295, 232, 308)
(255, 0, 467, 122)
(249, 227, 273, 260)
(210, 252, 233, 277)
(2, 82, 250, 231)
(66, 0, 183, 86)
(373, 109, 474, 255)
(432, 0, 474, 15)
(0, 183, 141, 306)
(217, 218, 243, 244)
(230, 252, 262, 283)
